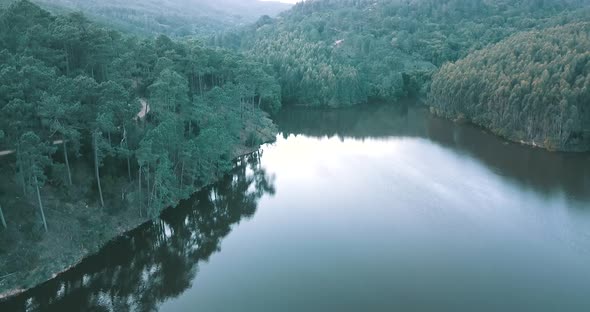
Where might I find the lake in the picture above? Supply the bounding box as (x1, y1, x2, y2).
(3, 104, 590, 311)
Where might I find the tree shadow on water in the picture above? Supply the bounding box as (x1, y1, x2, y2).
(1, 152, 275, 312)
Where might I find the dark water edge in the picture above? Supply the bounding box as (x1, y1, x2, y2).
(0, 151, 273, 311)
(0, 134, 273, 301)
(275, 103, 590, 202)
(428, 105, 590, 153)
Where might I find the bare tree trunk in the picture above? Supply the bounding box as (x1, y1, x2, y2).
(240, 98, 244, 120)
(199, 74, 203, 95)
(0, 204, 6, 229)
(150, 180, 157, 216)
(94, 133, 105, 208)
(180, 159, 185, 193)
(151, 180, 157, 203)
(191, 162, 197, 187)
(16, 145, 27, 196)
(34, 176, 48, 233)
(19, 163, 27, 196)
(124, 126, 132, 182)
(63, 140, 72, 186)
(146, 164, 151, 210)
(127, 154, 132, 182)
(64, 43, 70, 76)
(138, 166, 142, 217)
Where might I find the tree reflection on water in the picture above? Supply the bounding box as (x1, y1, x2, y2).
(3, 151, 274, 312)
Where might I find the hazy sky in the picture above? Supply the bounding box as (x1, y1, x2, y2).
(261, 0, 299, 4)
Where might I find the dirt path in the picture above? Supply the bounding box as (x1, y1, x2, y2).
(137, 98, 150, 119)
(0, 140, 64, 157)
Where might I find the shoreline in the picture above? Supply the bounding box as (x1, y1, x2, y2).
(0, 126, 277, 301)
(428, 107, 590, 153)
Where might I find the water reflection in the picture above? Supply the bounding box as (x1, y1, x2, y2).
(1, 152, 274, 312)
(275, 103, 425, 139)
(2, 102, 590, 312)
(275, 104, 590, 203)
(427, 116, 590, 204)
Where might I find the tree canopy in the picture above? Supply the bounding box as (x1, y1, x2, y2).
(214, 0, 590, 107)
(0, 0, 280, 253)
(4, 0, 292, 37)
(429, 22, 590, 151)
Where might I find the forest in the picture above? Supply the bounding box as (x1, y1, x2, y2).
(2, 152, 274, 311)
(215, 0, 590, 106)
(429, 22, 590, 151)
(0, 0, 280, 293)
(1, 0, 590, 300)
(211, 0, 589, 150)
(3, 0, 291, 37)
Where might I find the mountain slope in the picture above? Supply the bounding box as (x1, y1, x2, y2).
(429, 22, 590, 151)
(0, 0, 281, 293)
(221, 0, 590, 107)
(29, 0, 292, 36)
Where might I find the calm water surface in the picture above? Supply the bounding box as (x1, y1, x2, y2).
(3, 104, 590, 311)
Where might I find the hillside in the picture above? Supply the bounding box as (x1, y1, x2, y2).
(0, 0, 280, 294)
(218, 0, 590, 107)
(8, 0, 292, 36)
(429, 22, 590, 151)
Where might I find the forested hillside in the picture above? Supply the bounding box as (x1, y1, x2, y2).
(2, 0, 590, 298)
(7, 0, 292, 37)
(216, 0, 590, 106)
(429, 22, 590, 151)
(0, 0, 280, 292)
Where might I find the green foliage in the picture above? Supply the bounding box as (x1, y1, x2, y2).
(245, 131, 260, 148)
(17, 131, 56, 189)
(429, 22, 590, 151)
(0, 1, 280, 231)
(216, 0, 590, 107)
(29, 0, 291, 37)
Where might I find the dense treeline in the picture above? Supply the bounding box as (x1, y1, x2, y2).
(0, 0, 280, 237)
(214, 0, 590, 107)
(429, 22, 590, 151)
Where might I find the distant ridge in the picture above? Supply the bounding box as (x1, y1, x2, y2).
(12, 0, 293, 36)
